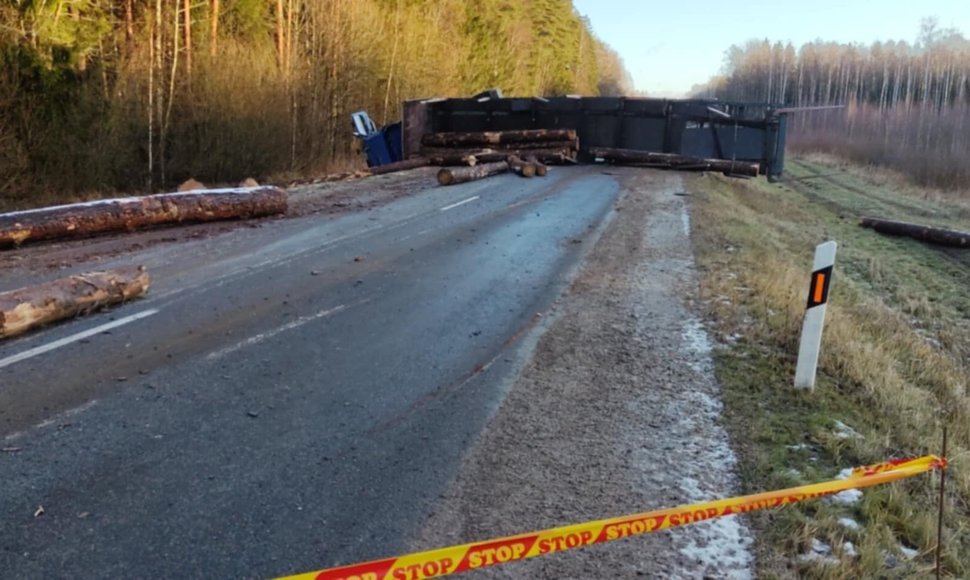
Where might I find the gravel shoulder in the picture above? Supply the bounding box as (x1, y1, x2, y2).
(415, 168, 755, 578)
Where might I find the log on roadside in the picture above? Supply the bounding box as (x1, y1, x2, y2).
(367, 157, 430, 176)
(589, 148, 760, 177)
(526, 155, 548, 176)
(507, 155, 536, 178)
(422, 129, 577, 147)
(437, 161, 510, 186)
(0, 186, 287, 248)
(859, 217, 970, 248)
(0, 266, 150, 339)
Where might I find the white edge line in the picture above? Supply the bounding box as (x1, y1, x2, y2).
(205, 299, 369, 361)
(440, 196, 479, 212)
(0, 309, 160, 371)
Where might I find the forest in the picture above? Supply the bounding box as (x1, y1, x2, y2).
(0, 0, 632, 208)
(694, 18, 970, 190)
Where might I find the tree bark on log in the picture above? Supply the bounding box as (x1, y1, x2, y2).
(859, 217, 970, 247)
(422, 129, 577, 147)
(420, 140, 576, 156)
(0, 266, 151, 339)
(437, 161, 509, 186)
(507, 156, 536, 178)
(588, 148, 760, 177)
(423, 147, 576, 165)
(526, 155, 548, 176)
(366, 157, 430, 175)
(0, 187, 287, 248)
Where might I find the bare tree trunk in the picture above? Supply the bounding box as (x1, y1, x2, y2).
(0, 267, 151, 339)
(125, 0, 134, 44)
(183, 0, 192, 77)
(276, 0, 285, 68)
(209, 0, 219, 56)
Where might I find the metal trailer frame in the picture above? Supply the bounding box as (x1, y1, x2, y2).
(403, 96, 789, 180)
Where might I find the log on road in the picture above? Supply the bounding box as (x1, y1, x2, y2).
(0, 186, 288, 248)
(527, 155, 549, 177)
(589, 148, 760, 177)
(366, 157, 430, 176)
(507, 155, 537, 178)
(437, 161, 510, 186)
(859, 217, 970, 247)
(422, 129, 577, 147)
(0, 266, 151, 339)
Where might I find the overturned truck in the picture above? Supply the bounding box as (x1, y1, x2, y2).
(402, 96, 789, 181)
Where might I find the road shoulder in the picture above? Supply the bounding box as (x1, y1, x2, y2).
(415, 168, 755, 578)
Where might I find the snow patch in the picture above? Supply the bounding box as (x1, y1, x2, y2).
(838, 517, 861, 531)
(832, 420, 863, 440)
(830, 488, 863, 505)
(836, 467, 854, 480)
(798, 538, 838, 565)
(899, 545, 919, 559)
(681, 210, 691, 236)
(679, 516, 754, 579)
(842, 541, 858, 558)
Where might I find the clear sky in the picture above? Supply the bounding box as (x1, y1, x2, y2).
(573, 0, 970, 97)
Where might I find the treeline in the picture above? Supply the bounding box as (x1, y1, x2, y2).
(694, 19, 970, 190)
(0, 0, 631, 208)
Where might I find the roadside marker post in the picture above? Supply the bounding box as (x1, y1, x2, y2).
(795, 241, 837, 390)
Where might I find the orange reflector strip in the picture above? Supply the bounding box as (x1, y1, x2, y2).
(812, 272, 826, 305)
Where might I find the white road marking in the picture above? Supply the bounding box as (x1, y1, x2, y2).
(440, 196, 479, 212)
(0, 309, 160, 371)
(205, 299, 369, 361)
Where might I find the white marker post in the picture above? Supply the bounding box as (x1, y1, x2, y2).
(795, 241, 837, 391)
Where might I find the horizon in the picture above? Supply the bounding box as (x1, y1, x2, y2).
(573, 0, 970, 97)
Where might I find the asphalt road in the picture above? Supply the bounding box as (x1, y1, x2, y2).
(0, 167, 619, 578)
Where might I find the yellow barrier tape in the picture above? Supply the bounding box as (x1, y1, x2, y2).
(279, 455, 946, 580)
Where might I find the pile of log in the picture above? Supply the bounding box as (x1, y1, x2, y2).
(0, 186, 287, 248)
(0, 266, 150, 339)
(589, 147, 761, 177)
(423, 129, 573, 186)
(421, 129, 578, 167)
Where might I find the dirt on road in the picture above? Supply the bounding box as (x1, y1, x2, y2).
(416, 168, 754, 578)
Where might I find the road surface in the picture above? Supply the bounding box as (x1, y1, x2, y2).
(0, 168, 619, 577)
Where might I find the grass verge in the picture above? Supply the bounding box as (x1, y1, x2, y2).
(688, 158, 969, 578)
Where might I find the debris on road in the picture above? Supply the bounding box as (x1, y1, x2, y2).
(0, 187, 287, 248)
(436, 161, 510, 186)
(34, 505, 44, 517)
(0, 266, 150, 339)
(366, 158, 431, 176)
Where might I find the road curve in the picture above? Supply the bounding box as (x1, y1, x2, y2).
(0, 167, 618, 577)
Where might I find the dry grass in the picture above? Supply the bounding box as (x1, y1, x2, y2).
(689, 159, 970, 578)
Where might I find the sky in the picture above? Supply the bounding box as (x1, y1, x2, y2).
(573, 0, 970, 97)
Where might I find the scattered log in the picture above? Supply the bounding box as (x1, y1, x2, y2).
(425, 152, 482, 167)
(526, 155, 548, 176)
(0, 266, 151, 339)
(0, 186, 287, 248)
(436, 161, 510, 186)
(589, 148, 760, 177)
(422, 129, 577, 147)
(367, 157, 430, 176)
(859, 217, 970, 248)
(507, 155, 537, 178)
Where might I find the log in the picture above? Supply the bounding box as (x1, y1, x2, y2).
(588, 148, 760, 177)
(0, 187, 287, 248)
(422, 129, 577, 147)
(859, 217, 970, 248)
(507, 155, 536, 178)
(366, 157, 430, 176)
(420, 140, 577, 156)
(425, 147, 576, 167)
(526, 155, 548, 177)
(436, 161, 510, 186)
(0, 266, 150, 339)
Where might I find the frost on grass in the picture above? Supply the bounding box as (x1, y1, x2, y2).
(798, 538, 839, 565)
(830, 488, 863, 505)
(838, 516, 861, 531)
(832, 420, 864, 440)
